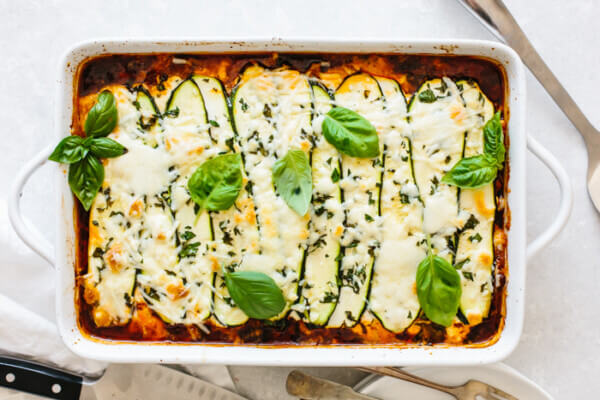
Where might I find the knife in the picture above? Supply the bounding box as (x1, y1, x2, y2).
(286, 370, 378, 400)
(0, 357, 247, 400)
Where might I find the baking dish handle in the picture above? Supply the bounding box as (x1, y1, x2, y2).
(526, 135, 573, 261)
(9, 145, 55, 265)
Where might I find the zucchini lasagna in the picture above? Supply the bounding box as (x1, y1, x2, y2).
(74, 53, 508, 346)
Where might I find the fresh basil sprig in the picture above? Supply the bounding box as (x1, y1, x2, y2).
(49, 90, 124, 210)
(442, 112, 504, 188)
(224, 270, 286, 319)
(188, 154, 243, 212)
(272, 149, 312, 215)
(322, 106, 380, 158)
(416, 235, 462, 327)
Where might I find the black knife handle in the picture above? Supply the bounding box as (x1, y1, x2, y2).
(0, 357, 82, 400)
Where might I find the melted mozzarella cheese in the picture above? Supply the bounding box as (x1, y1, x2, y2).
(302, 84, 343, 325)
(455, 81, 495, 324)
(87, 86, 165, 327)
(85, 71, 500, 333)
(232, 66, 311, 319)
(195, 76, 261, 327)
(327, 74, 384, 328)
(368, 77, 425, 333)
(409, 78, 466, 261)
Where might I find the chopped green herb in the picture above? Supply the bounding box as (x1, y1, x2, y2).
(454, 258, 470, 270)
(331, 168, 340, 183)
(180, 230, 196, 241)
(418, 89, 437, 103)
(180, 242, 200, 258)
(463, 214, 480, 231)
(469, 233, 483, 243)
(399, 193, 410, 204)
(320, 291, 337, 303)
(263, 104, 272, 119)
(163, 107, 180, 118)
(239, 98, 249, 112)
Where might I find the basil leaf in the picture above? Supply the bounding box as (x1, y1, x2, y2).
(68, 155, 104, 211)
(48, 136, 87, 164)
(416, 252, 462, 327)
(418, 89, 437, 103)
(483, 112, 505, 167)
(89, 137, 127, 158)
(84, 90, 118, 137)
(224, 271, 286, 319)
(188, 153, 243, 212)
(272, 150, 312, 215)
(441, 155, 497, 189)
(322, 107, 379, 158)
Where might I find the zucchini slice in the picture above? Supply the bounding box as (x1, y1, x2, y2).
(133, 88, 160, 146)
(368, 77, 425, 333)
(153, 78, 214, 323)
(135, 88, 158, 121)
(232, 66, 312, 320)
(455, 80, 495, 325)
(192, 75, 260, 327)
(86, 87, 167, 327)
(301, 83, 343, 326)
(123, 85, 193, 325)
(327, 73, 384, 328)
(408, 78, 467, 262)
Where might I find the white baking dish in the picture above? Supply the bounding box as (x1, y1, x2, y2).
(9, 38, 572, 366)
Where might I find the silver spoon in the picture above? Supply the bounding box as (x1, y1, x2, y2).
(457, 0, 600, 211)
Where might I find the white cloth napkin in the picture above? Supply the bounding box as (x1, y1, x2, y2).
(0, 293, 106, 377)
(0, 292, 234, 398)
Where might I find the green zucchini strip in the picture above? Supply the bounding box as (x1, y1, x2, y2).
(455, 80, 496, 325)
(232, 66, 312, 320)
(192, 75, 259, 327)
(132, 88, 182, 324)
(87, 87, 171, 326)
(143, 78, 215, 324)
(409, 78, 467, 263)
(368, 77, 425, 333)
(327, 73, 385, 328)
(301, 83, 343, 326)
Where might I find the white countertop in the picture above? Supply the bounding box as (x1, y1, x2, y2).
(1, 0, 598, 398)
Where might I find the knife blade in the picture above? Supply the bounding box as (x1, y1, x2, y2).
(88, 364, 248, 400)
(286, 370, 378, 400)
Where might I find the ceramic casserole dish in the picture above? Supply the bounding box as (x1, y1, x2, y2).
(9, 38, 572, 365)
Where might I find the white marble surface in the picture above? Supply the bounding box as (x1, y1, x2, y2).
(1, 0, 598, 398)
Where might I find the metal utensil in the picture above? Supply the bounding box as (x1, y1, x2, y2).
(0, 357, 247, 400)
(457, 0, 600, 211)
(286, 370, 378, 400)
(359, 367, 517, 400)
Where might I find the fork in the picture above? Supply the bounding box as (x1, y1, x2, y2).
(359, 366, 518, 400)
